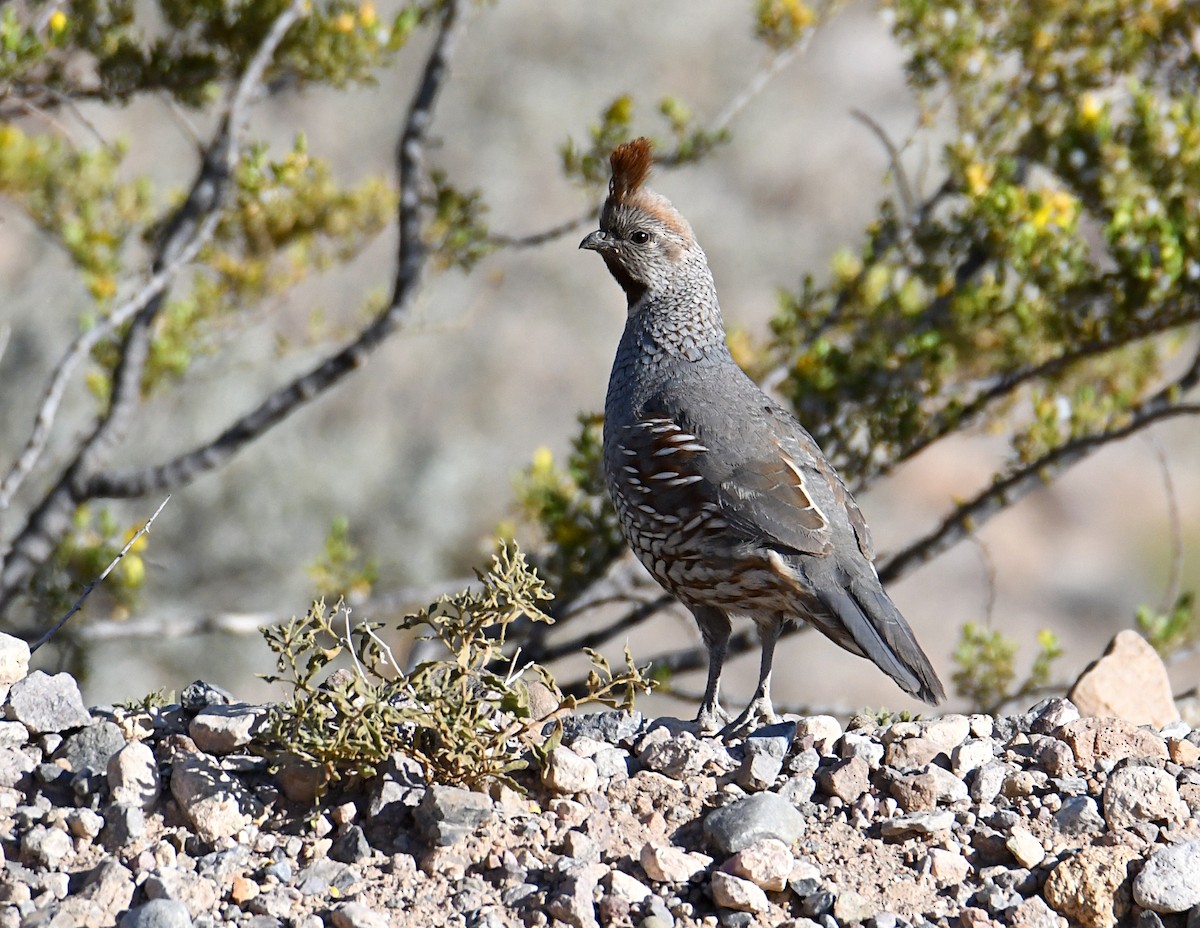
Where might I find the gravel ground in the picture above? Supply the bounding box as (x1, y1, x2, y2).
(3, 629, 1200, 928)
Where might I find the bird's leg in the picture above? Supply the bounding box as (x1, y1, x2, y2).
(723, 618, 783, 737)
(692, 606, 732, 734)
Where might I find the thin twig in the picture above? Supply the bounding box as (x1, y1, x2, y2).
(1145, 433, 1185, 615)
(879, 397, 1200, 585)
(850, 108, 915, 219)
(29, 496, 170, 653)
(489, 36, 807, 250)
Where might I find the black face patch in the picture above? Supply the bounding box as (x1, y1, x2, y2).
(602, 253, 648, 305)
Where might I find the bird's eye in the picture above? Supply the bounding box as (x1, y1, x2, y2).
(629, 230, 651, 245)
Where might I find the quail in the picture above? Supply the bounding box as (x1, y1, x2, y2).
(580, 138, 945, 734)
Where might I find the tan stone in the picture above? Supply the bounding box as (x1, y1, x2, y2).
(1068, 630, 1180, 727)
(1057, 717, 1168, 771)
(1044, 845, 1140, 928)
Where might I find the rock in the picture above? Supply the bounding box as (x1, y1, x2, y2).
(330, 901, 390, 928)
(118, 898, 193, 928)
(1006, 825, 1045, 868)
(143, 869, 221, 916)
(603, 869, 651, 902)
(188, 704, 268, 754)
(639, 842, 712, 883)
(722, 838, 792, 891)
(951, 739, 997, 777)
(560, 710, 642, 746)
(926, 848, 970, 885)
(890, 764, 969, 811)
(415, 785, 494, 846)
(5, 671, 91, 733)
(833, 891, 874, 924)
(1009, 896, 1066, 928)
(1132, 839, 1200, 913)
(1043, 845, 1140, 928)
(1168, 738, 1200, 766)
(275, 756, 330, 803)
(970, 760, 1015, 803)
(1068, 630, 1180, 727)
(1102, 765, 1186, 829)
(170, 752, 264, 843)
(21, 824, 72, 868)
(0, 633, 31, 693)
(818, 756, 870, 803)
(53, 720, 125, 773)
(703, 791, 805, 855)
(547, 861, 605, 928)
(180, 680, 235, 711)
(711, 871, 769, 913)
(330, 825, 372, 863)
(879, 810, 954, 838)
(1057, 718, 1168, 770)
(795, 716, 842, 748)
(1054, 795, 1106, 835)
(541, 745, 599, 794)
(108, 740, 161, 810)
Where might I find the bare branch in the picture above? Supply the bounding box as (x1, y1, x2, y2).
(878, 371, 1200, 586)
(527, 593, 675, 665)
(488, 210, 596, 249)
(29, 496, 170, 653)
(850, 108, 916, 218)
(84, 0, 466, 500)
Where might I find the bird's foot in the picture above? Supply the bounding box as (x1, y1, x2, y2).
(719, 698, 779, 740)
(694, 703, 732, 736)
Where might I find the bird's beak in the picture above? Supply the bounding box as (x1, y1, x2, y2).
(579, 230, 608, 251)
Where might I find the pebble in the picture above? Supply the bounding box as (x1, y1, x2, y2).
(1102, 764, 1187, 829)
(640, 843, 712, 883)
(541, 745, 599, 794)
(1132, 838, 1200, 913)
(721, 838, 792, 891)
(710, 871, 768, 914)
(703, 791, 805, 855)
(118, 898, 193, 928)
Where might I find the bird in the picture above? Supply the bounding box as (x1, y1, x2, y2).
(579, 137, 945, 735)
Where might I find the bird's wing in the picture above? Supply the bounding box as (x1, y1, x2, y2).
(625, 397, 840, 558)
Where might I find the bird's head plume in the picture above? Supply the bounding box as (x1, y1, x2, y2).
(580, 137, 700, 303)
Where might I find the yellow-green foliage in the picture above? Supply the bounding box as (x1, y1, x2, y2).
(952, 623, 1062, 714)
(770, 0, 1200, 483)
(258, 544, 652, 792)
(307, 517, 378, 603)
(32, 505, 151, 620)
(513, 416, 625, 604)
(1137, 592, 1198, 659)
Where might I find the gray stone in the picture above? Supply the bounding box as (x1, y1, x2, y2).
(415, 785, 494, 846)
(736, 750, 783, 791)
(52, 720, 125, 773)
(5, 671, 91, 734)
(119, 899, 193, 928)
(1133, 839, 1200, 913)
(1103, 765, 1186, 829)
(879, 810, 955, 838)
(21, 825, 72, 868)
(330, 825, 372, 863)
(101, 802, 146, 849)
(108, 740, 160, 810)
(561, 710, 642, 746)
(330, 902, 389, 928)
(1055, 795, 1106, 835)
(890, 764, 969, 811)
(143, 869, 221, 916)
(170, 752, 264, 843)
(180, 680, 235, 711)
(840, 732, 885, 768)
(703, 791, 805, 855)
(1025, 697, 1081, 735)
(0, 746, 35, 789)
(188, 704, 268, 754)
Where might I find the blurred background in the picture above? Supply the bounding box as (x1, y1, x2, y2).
(2, 0, 1197, 714)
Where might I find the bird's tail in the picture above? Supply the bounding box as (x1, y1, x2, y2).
(814, 569, 945, 704)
